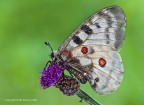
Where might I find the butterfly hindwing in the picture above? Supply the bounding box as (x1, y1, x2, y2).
(56, 6, 126, 95)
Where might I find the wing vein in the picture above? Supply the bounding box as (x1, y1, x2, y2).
(92, 70, 112, 92)
(93, 66, 120, 84)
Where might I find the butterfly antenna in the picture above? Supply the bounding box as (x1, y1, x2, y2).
(44, 42, 54, 53)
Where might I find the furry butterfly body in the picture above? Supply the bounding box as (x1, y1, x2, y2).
(40, 5, 126, 95)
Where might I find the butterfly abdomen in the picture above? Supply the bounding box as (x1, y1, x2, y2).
(67, 66, 87, 84)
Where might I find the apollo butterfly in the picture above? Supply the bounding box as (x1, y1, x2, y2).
(40, 5, 126, 96)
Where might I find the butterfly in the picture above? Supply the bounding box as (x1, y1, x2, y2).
(40, 5, 126, 96)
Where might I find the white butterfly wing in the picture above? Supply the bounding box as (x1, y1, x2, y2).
(56, 6, 126, 95)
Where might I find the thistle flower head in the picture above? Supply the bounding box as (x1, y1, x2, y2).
(40, 62, 65, 89)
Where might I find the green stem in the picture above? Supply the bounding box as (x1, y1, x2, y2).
(76, 89, 102, 105)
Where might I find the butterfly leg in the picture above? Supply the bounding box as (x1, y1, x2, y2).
(67, 70, 74, 77)
(45, 60, 51, 68)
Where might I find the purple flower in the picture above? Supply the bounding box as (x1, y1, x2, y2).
(40, 62, 65, 89)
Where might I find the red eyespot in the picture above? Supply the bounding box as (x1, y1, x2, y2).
(63, 50, 72, 58)
(81, 47, 88, 54)
(99, 58, 106, 67)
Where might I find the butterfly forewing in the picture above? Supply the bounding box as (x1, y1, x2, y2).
(56, 6, 126, 95)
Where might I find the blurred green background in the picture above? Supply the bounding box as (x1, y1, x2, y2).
(0, 0, 144, 105)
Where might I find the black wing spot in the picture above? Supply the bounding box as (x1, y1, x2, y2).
(89, 47, 95, 54)
(81, 25, 93, 35)
(106, 34, 110, 44)
(95, 23, 101, 28)
(95, 77, 99, 82)
(73, 36, 83, 45)
(93, 82, 97, 88)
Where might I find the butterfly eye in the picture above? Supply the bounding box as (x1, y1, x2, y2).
(81, 47, 88, 54)
(50, 52, 54, 58)
(99, 58, 106, 67)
